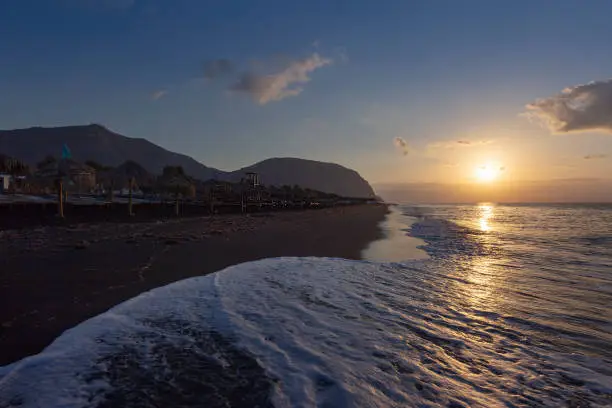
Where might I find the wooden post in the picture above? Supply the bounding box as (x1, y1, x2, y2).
(128, 177, 134, 216)
(57, 179, 64, 218)
(175, 186, 180, 216)
(209, 190, 214, 214)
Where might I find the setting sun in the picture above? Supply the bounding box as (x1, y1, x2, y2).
(475, 165, 499, 182)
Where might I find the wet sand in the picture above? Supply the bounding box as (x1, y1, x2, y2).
(0, 204, 388, 366)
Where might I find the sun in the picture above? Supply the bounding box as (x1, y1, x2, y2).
(475, 165, 499, 182)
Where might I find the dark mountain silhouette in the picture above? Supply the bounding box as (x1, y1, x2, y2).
(229, 158, 375, 198)
(0, 124, 375, 198)
(0, 124, 219, 181)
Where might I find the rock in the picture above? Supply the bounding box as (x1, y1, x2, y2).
(164, 238, 180, 245)
(75, 240, 90, 249)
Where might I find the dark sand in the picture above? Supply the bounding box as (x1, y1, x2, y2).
(0, 204, 387, 366)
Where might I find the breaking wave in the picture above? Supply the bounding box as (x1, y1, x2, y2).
(1, 255, 611, 407)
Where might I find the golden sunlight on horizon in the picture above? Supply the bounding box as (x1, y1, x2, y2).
(475, 164, 504, 183)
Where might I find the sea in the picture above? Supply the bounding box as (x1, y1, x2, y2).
(1, 203, 611, 407)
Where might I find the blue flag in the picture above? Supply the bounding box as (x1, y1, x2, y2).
(61, 144, 72, 159)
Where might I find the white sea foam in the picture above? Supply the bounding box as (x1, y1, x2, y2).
(2, 256, 611, 407)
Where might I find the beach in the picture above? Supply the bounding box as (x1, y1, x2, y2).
(0, 204, 387, 366)
(2, 203, 611, 407)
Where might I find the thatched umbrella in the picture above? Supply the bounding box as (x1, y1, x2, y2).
(35, 159, 95, 217)
(158, 175, 195, 216)
(111, 160, 154, 190)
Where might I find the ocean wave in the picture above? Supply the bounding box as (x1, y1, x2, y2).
(2, 258, 611, 407)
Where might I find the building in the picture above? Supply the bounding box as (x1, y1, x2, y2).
(35, 159, 96, 193)
(0, 173, 12, 193)
(201, 179, 234, 194)
(245, 172, 260, 187)
(69, 164, 96, 192)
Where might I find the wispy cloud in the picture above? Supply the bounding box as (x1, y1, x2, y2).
(428, 139, 494, 149)
(151, 90, 167, 101)
(203, 59, 233, 80)
(335, 47, 349, 63)
(526, 78, 612, 133)
(394, 137, 409, 155)
(230, 53, 332, 104)
(584, 154, 608, 159)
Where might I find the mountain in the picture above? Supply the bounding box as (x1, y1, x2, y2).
(0, 124, 375, 198)
(229, 158, 375, 198)
(0, 124, 219, 180)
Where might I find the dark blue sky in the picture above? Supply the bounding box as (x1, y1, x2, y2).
(2, 0, 612, 184)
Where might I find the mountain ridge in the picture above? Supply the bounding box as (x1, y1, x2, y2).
(0, 124, 375, 198)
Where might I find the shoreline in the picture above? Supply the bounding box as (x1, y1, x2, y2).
(0, 204, 388, 366)
(363, 205, 429, 262)
(0, 199, 375, 231)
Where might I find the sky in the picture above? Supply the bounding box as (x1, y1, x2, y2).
(2, 0, 612, 202)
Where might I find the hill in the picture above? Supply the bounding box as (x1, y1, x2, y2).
(0, 125, 375, 198)
(229, 158, 375, 198)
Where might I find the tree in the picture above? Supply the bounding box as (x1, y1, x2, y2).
(304, 188, 315, 199)
(292, 184, 304, 199)
(0, 155, 29, 175)
(37, 155, 57, 169)
(281, 185, 292, 199)
(162, 165, 185, 177)
(85, 160, 112, 172)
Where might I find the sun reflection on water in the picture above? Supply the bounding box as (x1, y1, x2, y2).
(464, 204, 505, 310)
(478, 203, 494, 232)
(464, 257, 500, 309)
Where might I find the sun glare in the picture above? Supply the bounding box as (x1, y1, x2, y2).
(475, 165, 499, 182)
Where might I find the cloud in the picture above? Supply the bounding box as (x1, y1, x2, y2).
(428, 139, 493, 149)
(203, 59, 233, 80)
(151, 90, 167, 101)
(230, 53, 332, 104)
(526, 78, 612, 133)
(584, 154, 608, 159)
(334, 46, 349, 63)
(394, 137, 409, 155)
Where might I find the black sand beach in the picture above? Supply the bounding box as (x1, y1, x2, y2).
(0, 204, 387, 366)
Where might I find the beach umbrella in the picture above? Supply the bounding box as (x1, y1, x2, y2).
(61, 144, 72, 160)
